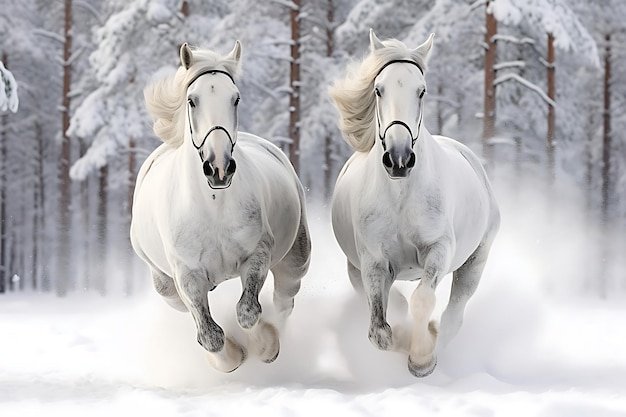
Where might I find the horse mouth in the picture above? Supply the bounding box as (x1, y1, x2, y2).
(387, 169, 412, 180)
(206, 175, 234, 189)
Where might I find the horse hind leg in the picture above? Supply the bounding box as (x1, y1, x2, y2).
(151, 268, 187, 312)
(271, 221, 311, 322)
(439, 240, 493, 349)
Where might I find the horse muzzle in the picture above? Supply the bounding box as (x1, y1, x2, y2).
(203, 157, 237, 189)
(382, 149, 416, 179)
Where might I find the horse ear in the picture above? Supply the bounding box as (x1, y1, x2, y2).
(412, 33, 435, 67)
(369, 29, 385, 52)
(226, 40, 242, 65)
(180, 43, 193, 69)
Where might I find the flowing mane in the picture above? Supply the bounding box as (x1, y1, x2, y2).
(329, 39, 428, 152)
(144, 47, 242, 147)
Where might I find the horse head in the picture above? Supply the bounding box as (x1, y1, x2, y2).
(371, 30, 434, 179)
(182, 41, 242, 189)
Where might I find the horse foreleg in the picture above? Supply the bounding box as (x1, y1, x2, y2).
(238, 236, 280, 363)
(237, 237, 273, 329)
(177, 270, 244, 373)
(362, 260, 395, 351)
(408, 240, 451, 377)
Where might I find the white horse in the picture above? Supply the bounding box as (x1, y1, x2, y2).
(330, 30, 500, 377)
(131, 42, 311, 372)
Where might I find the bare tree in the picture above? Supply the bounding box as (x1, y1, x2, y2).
(57, 0, 73, 296)
(289, 0, 301, 174)
(546, 33, 555, 184)
(482, 1, 497, 163)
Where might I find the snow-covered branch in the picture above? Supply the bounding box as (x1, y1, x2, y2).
(270, 0, 298, 10)
(492, 34, 535, 45)
(66, 46, 85, 67)
(493, 60, 526, 71)
(494, 73, 556, 107)
(32, 28, 65, 44)
(469, 0, 487, 12)
(74, 0, 103, 24)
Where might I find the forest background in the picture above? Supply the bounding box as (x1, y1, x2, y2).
(0, 0, 624, 298)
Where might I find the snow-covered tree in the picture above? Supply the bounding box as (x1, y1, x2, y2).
(0, 61, 18, 114)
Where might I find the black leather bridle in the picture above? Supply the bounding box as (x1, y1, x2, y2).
(186, 70, 237, 159)
(374, 60, 425, 150)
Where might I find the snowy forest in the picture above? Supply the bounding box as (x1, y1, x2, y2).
(0, 0, 625, 298)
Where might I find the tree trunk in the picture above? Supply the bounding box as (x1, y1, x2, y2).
(31, 121, 43, 291)
(599, 32, 612, 299)
(436, 82, 444, 134)
(96, 164, 108, 296)
(546, 33, 556, 185)
(128, 137, 135, 217)
(37, 117, 50, 292)
(288, 0, 301, 174)
(0, 51, 8, 293)
(79, 138, 90, 291)
(324, 0, 335, 201)
(0, 60, 6, 293)
(601, 33, 612, 224)
(482, 1, 497, 163)
(57, 0, 73, 296)
(126, 136, 136, 295)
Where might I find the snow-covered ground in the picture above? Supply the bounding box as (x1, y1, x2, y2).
(2, 183, 626, 416)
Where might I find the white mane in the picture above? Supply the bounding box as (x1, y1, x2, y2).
(329, 39, 428, 152)
(144, 47, 241, 147)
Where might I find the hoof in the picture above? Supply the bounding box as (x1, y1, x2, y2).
(408, 355, 437, 378)
(263, 345, 280, 364)
(208, 337, 246, 373)
(249, 320, 280, 363)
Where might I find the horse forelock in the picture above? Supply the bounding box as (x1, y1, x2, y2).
(330, 39, 428, 153)
(144, 48, 242, 147)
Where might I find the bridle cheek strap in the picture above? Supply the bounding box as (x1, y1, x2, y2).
(377, 101, 424, 150)
(187, 102, 236, 161)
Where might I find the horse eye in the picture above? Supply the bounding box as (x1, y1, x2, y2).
(188, 98, 196, 108)
(375, 88, 382, 98)
(234, 96, 240, 106)
(419, 90, 426, 99)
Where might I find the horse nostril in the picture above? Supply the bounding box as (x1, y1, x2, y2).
(203, 161, 214, 176)
(226, 159, 237, 175)
(382, 152, 393, 168)
(406, 151, 416, 168)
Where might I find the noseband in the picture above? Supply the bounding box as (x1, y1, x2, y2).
(186, 70, 237, 160)
(375, 60, 425, 150)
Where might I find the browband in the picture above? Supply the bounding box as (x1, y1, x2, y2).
(187, 69, 236, 87)
(376, 59, 424, 78)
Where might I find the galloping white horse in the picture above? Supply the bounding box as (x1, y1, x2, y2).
(330, 30, 500, 377)
(131, 42, 311, 372)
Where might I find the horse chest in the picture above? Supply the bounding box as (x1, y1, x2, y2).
(167, 203, 262, 277)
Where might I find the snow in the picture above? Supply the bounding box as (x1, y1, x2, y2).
(1, 183, 626, 416)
